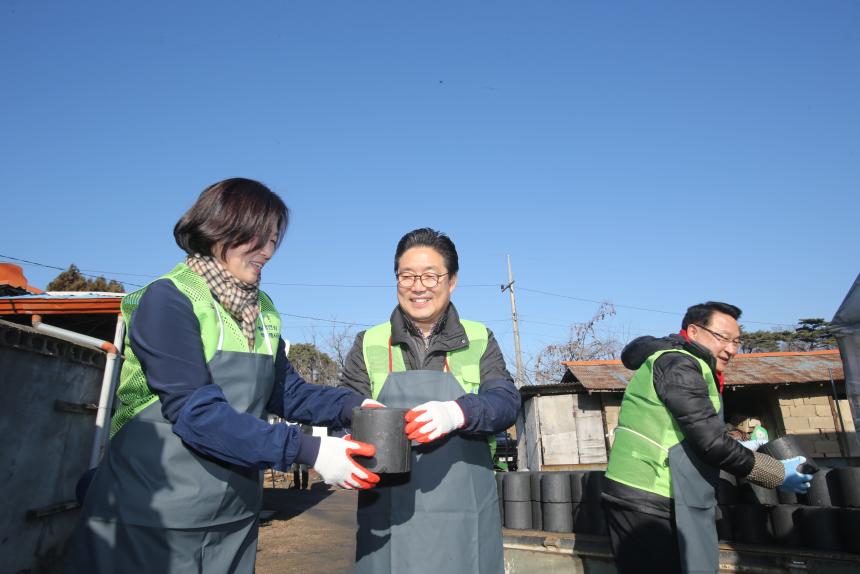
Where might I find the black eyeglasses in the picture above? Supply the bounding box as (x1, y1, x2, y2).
(396, 273, 449, 288)
(694, 324, 742, 347)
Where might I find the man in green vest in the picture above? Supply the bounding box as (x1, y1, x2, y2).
(603, 301, 812, 574)
(339, 228, 520, 574)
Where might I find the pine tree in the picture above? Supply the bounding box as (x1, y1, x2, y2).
(794, 318, 837, 351)
(46, 264, 125, 293)
(289, 343, 340, 386)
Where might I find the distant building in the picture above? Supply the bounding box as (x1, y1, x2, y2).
(518, 350, 857, 471)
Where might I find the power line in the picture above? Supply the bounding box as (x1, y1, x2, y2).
(0, 253, 147, 288)
(265, 281, 497, 288)
(517, 286, 797, 328)
(0, 252, 804, 328)
(518, 287, 680, 315)
(1, 253, 493, 290)
(278, 312, 373, 328)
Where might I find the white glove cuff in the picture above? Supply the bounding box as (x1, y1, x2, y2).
(445, 400, 466, 429)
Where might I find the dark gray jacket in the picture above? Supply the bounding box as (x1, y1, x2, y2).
(339, 303, 520, 434)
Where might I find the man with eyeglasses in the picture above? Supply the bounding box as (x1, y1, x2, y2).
(339, 227, 519, 574)
(603, 301, 812, 574)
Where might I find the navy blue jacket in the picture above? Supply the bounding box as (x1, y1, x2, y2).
(128, 279, 364, 469)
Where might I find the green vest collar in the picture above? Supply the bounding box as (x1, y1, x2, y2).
(362, 319, 488, 400)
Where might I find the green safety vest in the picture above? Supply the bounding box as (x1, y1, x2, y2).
(361, 319, 496, 454)
(605, 348, 721, 498)
(110, 262, 281, 436)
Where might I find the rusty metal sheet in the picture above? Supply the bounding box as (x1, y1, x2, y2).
(0, 294, 122, 315)
(721, 351, 843, 386)
(559, 351, 843, 391)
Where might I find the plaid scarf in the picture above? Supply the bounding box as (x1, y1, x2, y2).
(186, 254, 259, 350)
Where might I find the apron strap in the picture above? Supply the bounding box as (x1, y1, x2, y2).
(388, 337, 393, 373)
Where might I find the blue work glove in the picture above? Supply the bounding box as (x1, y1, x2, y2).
(778, 456, 813, 493)
(739, 438, 767, 451)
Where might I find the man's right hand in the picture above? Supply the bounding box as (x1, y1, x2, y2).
(312, 436, 380, 490)
(778, 456, 813, 494)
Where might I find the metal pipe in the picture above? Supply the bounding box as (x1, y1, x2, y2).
(31, 314, 119, 354)
(89, 314, 125, 468)
(29, 314, 124, 468)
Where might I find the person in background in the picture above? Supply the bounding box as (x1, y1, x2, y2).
(340, 228, 520, 574)
(292, 425, 313, 490)
(602, 301, 812, 574)
(68, 178, 379, 573)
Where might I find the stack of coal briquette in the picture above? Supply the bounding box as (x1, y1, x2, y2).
(498, 470, 607, 536)
(497, 467, 860, 554)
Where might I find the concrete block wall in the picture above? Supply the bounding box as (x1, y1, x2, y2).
(777, 387, 855, 458)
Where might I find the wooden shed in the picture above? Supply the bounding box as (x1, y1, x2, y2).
(518, 350, 858, 471)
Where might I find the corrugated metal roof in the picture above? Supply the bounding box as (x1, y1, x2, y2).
(721, 350, 843, 387)
(560, 360, 629, 391)
(521, 350, 844, 396)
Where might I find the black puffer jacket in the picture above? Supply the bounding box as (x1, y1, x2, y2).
(620, 334, 755, 477)
(604, 334, 759, 516)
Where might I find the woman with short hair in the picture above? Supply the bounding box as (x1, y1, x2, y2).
(68, 178, 379, 573)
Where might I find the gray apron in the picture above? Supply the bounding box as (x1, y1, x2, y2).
(668, 403, 723, 574)
(68, 308, 275, 574)
(354, 370, 504, 574)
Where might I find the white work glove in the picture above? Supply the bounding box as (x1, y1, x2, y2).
(405, 400, 465, 443)
(361, 398, 386, 408)
(739, 438, 768, 451)
(312, 435, 379, 490)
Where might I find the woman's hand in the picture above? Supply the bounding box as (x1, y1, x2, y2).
(313, 436, 380, 489)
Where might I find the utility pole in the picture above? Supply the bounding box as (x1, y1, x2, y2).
(501, 254, 525, 388)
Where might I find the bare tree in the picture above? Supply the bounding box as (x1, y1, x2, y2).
(326, 323, 357, 371)
(529, 302, 621, 385)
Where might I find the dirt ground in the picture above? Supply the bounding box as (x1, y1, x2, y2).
(256, 471, 358, 574)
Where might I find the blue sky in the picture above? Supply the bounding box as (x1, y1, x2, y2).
(2, 1, 858, 380)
